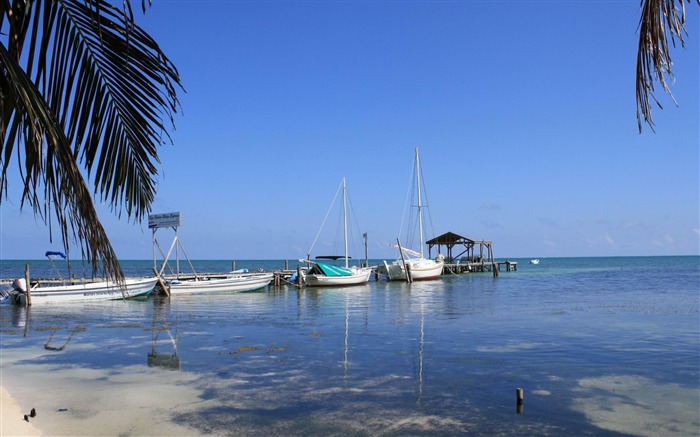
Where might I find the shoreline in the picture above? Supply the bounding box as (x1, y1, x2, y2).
(1, 386, 41, 436)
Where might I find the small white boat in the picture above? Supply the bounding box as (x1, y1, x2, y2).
(302, 177, 372, 287)
(299, 259, 372, 287)
(148, 214, 273, 295)
(167, 273, 273, 295)
(10, 277, 157, 305)
(529, 259, 540, 265)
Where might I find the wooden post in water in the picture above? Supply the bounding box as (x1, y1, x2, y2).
(285, 260, 289, 270)
(396, 239, 412, 283)
(516, 388, 524, 414)
(153, 267, 170, 297)
(493, 262, 500, 277)
(25, 262, 32, 306)
(232, 261, 236, 271)
(297, 265, 303, 288)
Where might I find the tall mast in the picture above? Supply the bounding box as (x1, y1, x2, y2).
(415, 148, 424, 258)
(343, 177, 349, 268)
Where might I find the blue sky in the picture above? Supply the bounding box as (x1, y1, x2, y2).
(1, 1, 698, 261)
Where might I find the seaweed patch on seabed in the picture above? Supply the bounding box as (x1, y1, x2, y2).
(444, 355, 505, 366)
(572, 375, 700, 437)
(98, 324, 143, 329)
(229, 345, 287, 356)
(230, 345, 261, 354)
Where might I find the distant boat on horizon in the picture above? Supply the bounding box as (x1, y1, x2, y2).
(529, 259, 540, 265)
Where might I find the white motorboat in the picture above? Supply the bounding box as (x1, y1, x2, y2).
(378, 148, 444, 281)
(148, 213, 273, 295)
(302, 177, 372, 287)
(167, 273, 273, 295)
(529, 259, 540, 265)
(10, 276, 157, 305)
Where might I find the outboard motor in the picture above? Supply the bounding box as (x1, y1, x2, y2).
(12, 278, 27, 293)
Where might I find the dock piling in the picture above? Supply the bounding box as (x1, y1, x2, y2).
(516, 388, 524, 414)
(25, 263, 32, 306)
(153, 268, 170, 297)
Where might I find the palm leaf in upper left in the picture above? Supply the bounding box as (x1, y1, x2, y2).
(0, 0, 182, 280)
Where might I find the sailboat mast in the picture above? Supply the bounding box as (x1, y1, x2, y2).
(343, 177, 349, 268)
(415, 148, 425, 258)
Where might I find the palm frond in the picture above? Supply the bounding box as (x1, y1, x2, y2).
(636, 0, 699, 132)
(0, 42, 121, 279)
(1, 0, 183, 280)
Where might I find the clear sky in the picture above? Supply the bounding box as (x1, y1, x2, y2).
(1, 1, 698, 261)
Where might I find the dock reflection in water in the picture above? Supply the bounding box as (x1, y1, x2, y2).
(147, 298, 181, 371)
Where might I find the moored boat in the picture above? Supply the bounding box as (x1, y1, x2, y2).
(299, 259, 372, 287)
(378, 148, 444, 282)
(9, 276, 157, 305)
(302, 177, 372, 287)
(167, 273, 273, 295)
(381, 249, 445, 281)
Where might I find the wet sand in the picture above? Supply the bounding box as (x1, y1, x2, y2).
(1, 386, 41, 436)
(0, 345, 216, 437)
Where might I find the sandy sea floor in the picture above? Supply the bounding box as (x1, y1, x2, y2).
(1, 386, 41, 436)
(1, 344, 217, 437)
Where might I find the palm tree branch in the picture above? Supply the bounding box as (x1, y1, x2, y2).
(636, 0, 699, 132)
(36, 1, 182, 220)
(0, 42, 123, 281)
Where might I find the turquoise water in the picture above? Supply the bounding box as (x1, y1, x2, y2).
(1, 256, 698, 436)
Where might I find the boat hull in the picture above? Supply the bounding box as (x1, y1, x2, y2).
(12, 277, 158, 305)
(378, 259, 444, 281)
(407, 259, 444, 280)
(168, 274, 273, 295)
(377, 262, 407, 281)
(304, 268, 372, 287)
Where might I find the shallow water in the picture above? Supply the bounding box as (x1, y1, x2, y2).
(1, 257, 698, 436)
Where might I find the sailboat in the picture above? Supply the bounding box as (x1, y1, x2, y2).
(378, 148, 444, 281)
(300, 178, 373, 287)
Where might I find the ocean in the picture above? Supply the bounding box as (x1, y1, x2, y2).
(0, 256, 698, 436)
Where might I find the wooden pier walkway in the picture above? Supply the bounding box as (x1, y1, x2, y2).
(442, 260, 517, 274)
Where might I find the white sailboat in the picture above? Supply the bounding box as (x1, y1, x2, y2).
(301, 177, 372, 287)
(379, 148, 444, 281)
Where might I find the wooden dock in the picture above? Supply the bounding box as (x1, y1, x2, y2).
(443, 260, 517, 274)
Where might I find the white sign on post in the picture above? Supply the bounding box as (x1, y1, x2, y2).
(148, 212, 181, 229)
